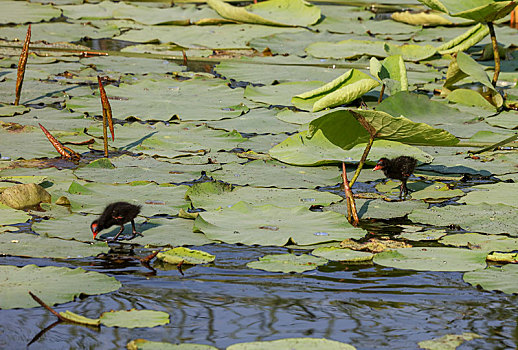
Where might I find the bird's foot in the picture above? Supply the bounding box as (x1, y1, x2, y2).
(124, 231, 143, 241)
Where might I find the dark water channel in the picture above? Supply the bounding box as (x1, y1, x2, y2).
(1, 242, 518, 349)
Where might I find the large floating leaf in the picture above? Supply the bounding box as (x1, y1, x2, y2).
(185, 181, 342, 210)
(157, 247, 215, 265)
(311, 247, 373, 262)
(458, 182, 518, 208)
(208, 160, 342, 189)
(194, 202, 366, 246)
(244, 81, 323, 107)
(373, 247, 487, 271)
(0, 203, 31, 225)
(440, 233, 518, 252)
(127, 339, 218, 350)
(326, 198, 429, 220)
(464, 264, 518, 294)
(305, 39, 386, 60)
(292, 69, 379, 112)
(308, 109, 459, 150)
(247, 253, 328, 273)
(0, 232, 109, 259)
(409, 203, 517, 235)
(207, 0, 321, 27)
(65, 182, 190, 216)
(100, 309, 170, 328)
(418, 333, 481, 350)
(269, 130, 433, 166)
(0, 265, 121, 309)
(227, 338, 356, 350)
(0, 2, 60, 24)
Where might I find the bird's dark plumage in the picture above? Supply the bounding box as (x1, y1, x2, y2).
(91, 202, 141, 241)
(373, 156, 417, 199)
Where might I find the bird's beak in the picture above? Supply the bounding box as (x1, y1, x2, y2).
(373, 164, 382, 171)
(92, 232, 98, 240)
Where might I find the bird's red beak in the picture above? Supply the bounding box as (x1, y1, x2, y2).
(373, 164, 382, 171)
(91, 223, 99, 240)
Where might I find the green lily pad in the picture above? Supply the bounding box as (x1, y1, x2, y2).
(0, 104, 30, 117)
(485, 111, 518, 129)
(0, 264, 121, 309)
(129, 218, 216, 247)
(127, 339, 220, 350)
(418, 333, 481, 350)
(244, 81, 323, 107)
(227, 337, 356, 349)
(418, 0, 517, 22)
(305, 39, 386, 60)
(0, 2, 60, 24)
(100, 309, 170, 328)
(373, 247, 487, 272)
(396, 229, 447, 241)
(408, 182, 465, 202)
(409, 203, 518, 235)
(208, 160, 341, 189)
(0, 232, 109, 259)
(65, 182, 190, 216)
(464, 264, 518, 294)
(247, 253, 328, 273)
(326, 198, 429, 220)
(194, 202, 366, 246)
(157, 247, 215, 265)
(59, 310, 100, 327)
(440, 233, 518, 252)
(68, 78, 247, 122)
(269, 130, 433, 166)
(185, 181, 342, 210)
(311, 247, 373, 262)
(458, 182, 518, 208)
(33, 213, 109, 241)
(207, 0, 321, 27)
(0, 203, 31, 226)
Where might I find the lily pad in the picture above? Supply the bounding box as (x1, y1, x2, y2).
(100, 309, 170, 328)
(418, 333, 481, 350)
(0, 2, 60, 24)
(373, 247, 487, 272)
(311, 247, 373, 262)
(227, 337, 356, 349)
(326, 198, 429, 219)
(127, 339, 218, 350)
(185, 181, 342, 210)
(194, 202, 366, 246)
(409, 203, 518, 235)
(440, 233, 518, 252)
(247, 253, 328, 273)
(157, 247, 215, 265)
(0, 183, 51, 209)
(0, 203, 31, 225)
(458, 182, 518, 208)
(0, 264, 121, 309)
(463, 264, 518, 294)
(209, 159, 341, 189)
(0, 232, 109, 259)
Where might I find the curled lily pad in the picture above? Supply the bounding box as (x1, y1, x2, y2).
(373, 247, 487, 272)
(0, 183, 51, 209)
(100, 309, 170, 328)
(0, 264, 121, 309)
(157, 247, 215, 265)
(247, 253, 328, 273)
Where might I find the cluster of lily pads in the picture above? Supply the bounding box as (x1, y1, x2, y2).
(0, 0, 517, 348)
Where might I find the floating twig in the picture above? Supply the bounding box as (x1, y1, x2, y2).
(14, 24, 31, 106)
(39, 123, 81, 161)
(97, 76, 114, 158)
(139, 250, 159, 264)
(29, 291, 66, 322)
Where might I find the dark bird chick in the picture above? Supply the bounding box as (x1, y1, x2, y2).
(91, 202, 142, 241)
(373, 156, 417, 199)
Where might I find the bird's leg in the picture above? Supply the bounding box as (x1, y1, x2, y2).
(108, 225, 125, 241)
(400, 179, 410, 199)
(126, 220, 143, 240)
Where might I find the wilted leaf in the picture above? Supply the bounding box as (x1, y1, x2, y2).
(157, 247, 215, 265)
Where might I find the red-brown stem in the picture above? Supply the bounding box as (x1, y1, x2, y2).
(97, 76, 114, 142)
(377, 84, 385, 104)
(14, 25, 31, 106)
(182, 50, 188, 66)
(39, 123, 80, 161)
(487, 22, 500, 87)
(342, 162, 359, 226)
(28, 291, 66, 321)
(349, 135, 375, 187)
(139, 250, 159, 263)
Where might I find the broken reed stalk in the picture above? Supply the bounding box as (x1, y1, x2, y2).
(139, 250, 159, 263)
(14, 24, 31, 106)
(39, 123, 81, 161)
(377, 84, 385, 104)
(28, 291, 66, 322)
(342, 162, 359, 226)
(487, 22, 500, 87)
(97, 76, 114, 158)
(182, 50, 188, 66)
(349, 135, 375, 187)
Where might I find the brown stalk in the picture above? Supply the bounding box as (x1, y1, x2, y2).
(97, 76, 114, 158)
(377, 83, 385, 104)
(487, 22, 500, 87)
(39, 123, 81, 161)
(349, 135, 375, 187)
(182, 50, 188, 66)
(29, 291, 66, 322)
(14, 24, 31, 106)
(139, 250, 159, 263)
(342, 162, 359, 226)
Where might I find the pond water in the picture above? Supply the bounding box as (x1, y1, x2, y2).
(1, 243, 518, 349)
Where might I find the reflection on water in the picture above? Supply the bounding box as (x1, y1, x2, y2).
(1, 244, 518, 349)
